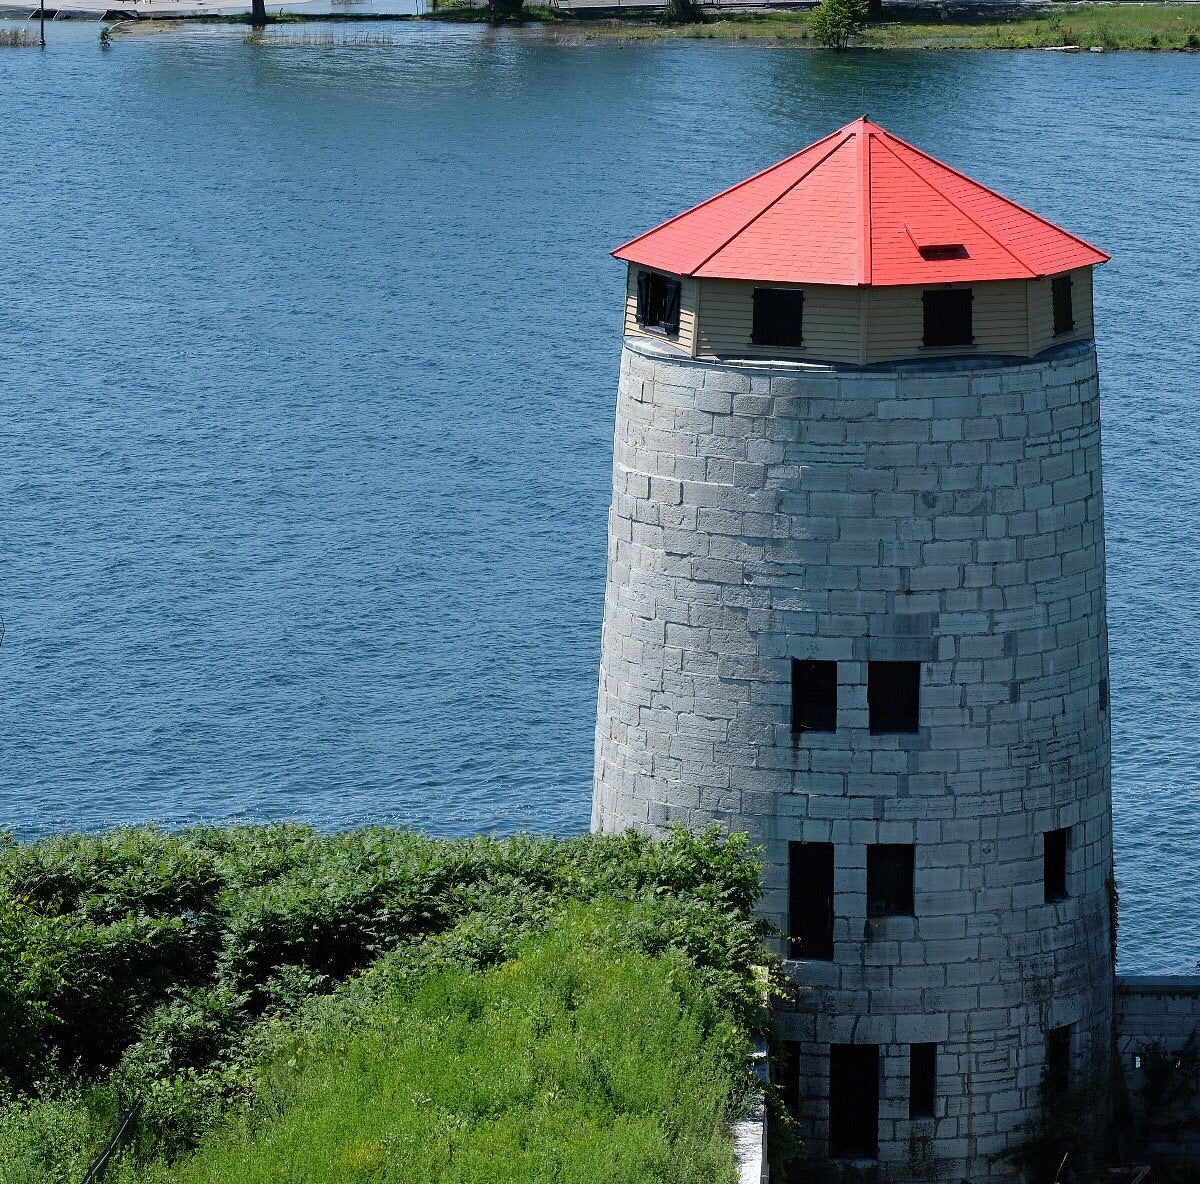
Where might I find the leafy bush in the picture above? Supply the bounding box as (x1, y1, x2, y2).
(0, 1085, 118, 1184)
(996, 1057, 1115, 1183)
(1135, 1035, 1200, 1151)
(0, 826, 770, 1178)
(807, 0, 868, 50)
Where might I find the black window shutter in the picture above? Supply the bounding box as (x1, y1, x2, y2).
(635, 271, 650, 326)
(752, 288, 804, 348)
(923, 289, 973, 348)
(662, 279, 681, 334)
(1052, 275, 1074, 335)
(951, 288, 973, 343)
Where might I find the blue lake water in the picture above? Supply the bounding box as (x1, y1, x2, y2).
(0, 24, 1196, 971)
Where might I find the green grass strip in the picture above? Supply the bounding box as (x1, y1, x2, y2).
(128, 903, 742, 1184)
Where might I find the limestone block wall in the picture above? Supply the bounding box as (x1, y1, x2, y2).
(592, 335, 1114, 1180)
(1116, 975, 1200, 1160)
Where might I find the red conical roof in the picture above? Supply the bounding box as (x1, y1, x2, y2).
(613, 118, 1108, 287)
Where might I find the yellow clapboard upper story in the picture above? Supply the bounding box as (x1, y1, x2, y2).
(622, 265, 1096, 366)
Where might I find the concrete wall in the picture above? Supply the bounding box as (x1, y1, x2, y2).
(1117, 975, 1200, 1161)
(592, 335, 1113, 1180)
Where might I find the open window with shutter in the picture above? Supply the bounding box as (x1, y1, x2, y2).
(635, 270, 682, 336)
(1052, 274, 1074, 336)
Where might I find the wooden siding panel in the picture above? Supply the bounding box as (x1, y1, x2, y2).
(694, 280, 861, 365)
(1029, 266, 1096, 355)
(623, 266, 697, 356)
(864, 281, 1032, 364)
(622, 267, 1097, 365)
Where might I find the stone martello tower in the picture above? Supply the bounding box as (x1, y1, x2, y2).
(592, 119, 1113, 1180)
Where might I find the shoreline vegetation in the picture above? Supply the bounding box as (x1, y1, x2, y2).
(0, 825, 779, 1184)
(89, 2, 1200, 49)
(436, 2, 1200, 49)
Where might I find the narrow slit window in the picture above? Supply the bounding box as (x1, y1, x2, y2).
(634, 270, 682, 336)
(922, 288, 973, 347)
(1044, 827, 1069, 903)
(829, 1045, 879, 1159)
(1046, 1024, 1073, 1095)
(867, 844, 914, 917)
(1099, 677, 1109, 712)
(868, 661, 920, 735)
(1052, 274, 1074, 336)
(781, 1040, 803, 1122)
(909, 1043, 937, 1119)
(751, 287, 804, 348)
(792, 659, 837, 735)
(788, 841, 835, 961)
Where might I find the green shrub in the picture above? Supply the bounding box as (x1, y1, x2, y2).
(0, 1085, 118, 1184)
(0, 826, 769, 1177)
(807, 0, 868, 50)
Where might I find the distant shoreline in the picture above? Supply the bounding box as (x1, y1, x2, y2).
(5, 0, 1200, 50)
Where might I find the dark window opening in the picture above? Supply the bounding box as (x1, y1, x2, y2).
(868, 661, 920, 735)
(789, 841, 835, 960)
(1052, 274, 1075, 336)
(779, 1041, 805, 1183)
(781, 1041, 803, 1120)
(867, 844, 915, 917)
(909, 1043, 937, 1119)
(1046, 1025, 1073, 1096)
(829, 1045, 879, 1159)
(635, 270, 682, 336)
(792, 659, 837, 735)
(1044, 827, 1069, 903)
(918, 243, 969, 261)
(752, 287, 805, 348)
(1099, 677, 1109, 712)
(922, 288, 973, 348)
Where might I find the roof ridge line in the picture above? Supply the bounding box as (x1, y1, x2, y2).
(874, 126, 1111, 267)
(860, 124, 872, 285)
(872, 133, 1037, 278)
(610, 127, 846, 273)
(689, 131, 857, 279)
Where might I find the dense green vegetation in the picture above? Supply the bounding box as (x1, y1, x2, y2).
(120, 904, 745, 1184)
(526, 3, 1200, 50)
(0, 825, 772, 1183)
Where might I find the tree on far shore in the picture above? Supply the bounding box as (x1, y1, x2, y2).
(808, 0, 868, 49)
(250, 0, 266, 25)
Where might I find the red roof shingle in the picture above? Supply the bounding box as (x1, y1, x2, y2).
(613, 118, 1108, 287)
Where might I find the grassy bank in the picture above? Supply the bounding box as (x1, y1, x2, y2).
(0, 825, 776, 1183)
(507, 3, 1200, 50)
(119, 904, 745, 1184)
